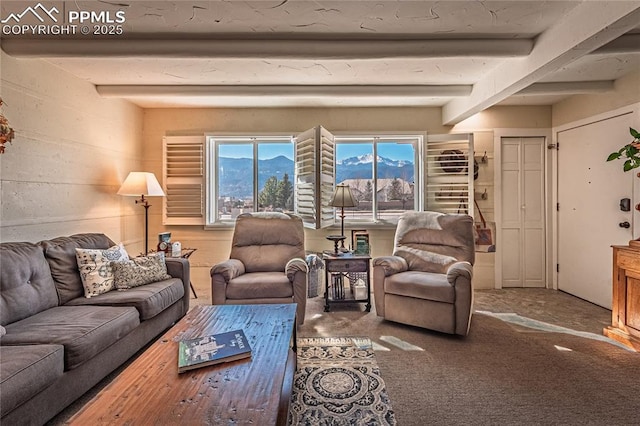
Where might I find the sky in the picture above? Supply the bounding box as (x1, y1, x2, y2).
(219, 141, 415, 162)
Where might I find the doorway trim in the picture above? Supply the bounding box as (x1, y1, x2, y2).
(494, 128, 552, 289)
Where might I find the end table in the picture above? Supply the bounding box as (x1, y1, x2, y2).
(323, 253, 371, 312)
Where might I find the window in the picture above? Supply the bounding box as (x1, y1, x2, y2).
(163, 131, 473, 228)
(334, 135, 421, 224)
(210, 136, 294, 224)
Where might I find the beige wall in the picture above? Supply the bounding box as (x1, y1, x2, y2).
(552, 70, 640, 127)
(0, 50, 145, 248)
(143, 105, 552, 296)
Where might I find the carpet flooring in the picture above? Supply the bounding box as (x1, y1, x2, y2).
(47, 289, 639, 425)
(298, 295, 640, 425)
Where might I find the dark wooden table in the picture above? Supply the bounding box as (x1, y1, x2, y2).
(323, 253, 372, 312)
(68, 304, 297, 425)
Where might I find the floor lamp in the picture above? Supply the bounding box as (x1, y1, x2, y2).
(329, 184, 357, 250)
(118, 172, 165, 255)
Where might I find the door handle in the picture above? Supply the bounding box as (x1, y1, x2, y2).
(619, 221, 631, 229)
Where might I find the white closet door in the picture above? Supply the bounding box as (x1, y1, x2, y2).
(501, 137, 546, 287)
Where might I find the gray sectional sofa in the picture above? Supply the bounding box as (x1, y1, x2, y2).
(0, 233, 191, 425)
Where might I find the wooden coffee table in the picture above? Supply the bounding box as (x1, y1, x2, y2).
(68, 304, 297, 425)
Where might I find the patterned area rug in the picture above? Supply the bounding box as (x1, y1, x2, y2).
(288, 337, 397, 425)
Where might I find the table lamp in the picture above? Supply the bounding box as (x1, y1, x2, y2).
(329, 184, 357, 249)
(118, 172, 165, 254)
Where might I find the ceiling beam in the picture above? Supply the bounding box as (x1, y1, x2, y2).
(1, 38, 532, 59)
(594, 33, 640, 54)
(442, 2, 640, 125)
(96, 85, 473, 98)
(96, 81, 613, 99)
(518, 81, 615, 95)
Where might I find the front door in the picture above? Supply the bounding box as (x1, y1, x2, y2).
(557, 113, 635, 308)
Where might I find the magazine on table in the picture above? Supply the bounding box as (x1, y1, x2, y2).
(178, 329, 252, 373)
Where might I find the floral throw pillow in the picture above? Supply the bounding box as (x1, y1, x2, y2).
(112, 252, 172, 290)
(76, 243, 130, 298)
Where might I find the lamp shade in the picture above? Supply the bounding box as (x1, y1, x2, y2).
(329, 184, 357, 208)
(117, 172, 165, 197)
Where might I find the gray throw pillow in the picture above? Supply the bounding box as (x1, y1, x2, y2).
(112, 252, 172, 290)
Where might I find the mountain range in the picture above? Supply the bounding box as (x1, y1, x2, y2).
(218, 154, 414, 198)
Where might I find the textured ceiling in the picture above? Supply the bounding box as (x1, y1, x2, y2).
(1, 1, 639, 122)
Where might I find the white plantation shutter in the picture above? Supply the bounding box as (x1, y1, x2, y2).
(163, 135, 206, 225)
(294, 126, 335, 229)
(425, 133, 474, 215)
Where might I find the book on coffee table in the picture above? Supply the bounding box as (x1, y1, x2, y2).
(178, 329, 252, 373)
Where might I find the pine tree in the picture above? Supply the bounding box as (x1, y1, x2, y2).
(277, 173, 294, 210)
(259, 176, 279, 209)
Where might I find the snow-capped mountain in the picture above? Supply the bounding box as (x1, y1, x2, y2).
(218, 154, 414, 198)
(337, 154, 410, 168)
(336, 155, 414, 183)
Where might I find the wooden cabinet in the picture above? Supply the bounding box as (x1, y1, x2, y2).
(604, 243, 640, 350)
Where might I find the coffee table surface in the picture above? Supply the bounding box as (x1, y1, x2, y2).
(68, 304, 297, 425)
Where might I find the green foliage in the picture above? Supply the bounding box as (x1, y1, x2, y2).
(607, 127, 640, 172)
(259, 176, 279, 208)
(276, 173, 294, 210)
(259, 173, 294, 210)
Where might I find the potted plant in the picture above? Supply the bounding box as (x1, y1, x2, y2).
(607, 127, 640, 171)
(0, 98, 16, 154)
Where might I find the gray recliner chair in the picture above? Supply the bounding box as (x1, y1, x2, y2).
(372, 211, 475, 336)
(210, 212, 308, 325)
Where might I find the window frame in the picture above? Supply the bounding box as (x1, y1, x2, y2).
(333, 132, 425, 227)
(206, 133, 295, 227)
(197, 130, 471, 230)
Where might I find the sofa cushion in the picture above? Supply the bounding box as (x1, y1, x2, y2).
(0, 242, 59, 325)
(39, 233, 116, 304)
(384, 270, 455, 303)
(1, 306, 140, 370)
(0, 344, 64, 416)
(227, 272, 293, 300)
(76, 243, 130, 298)
(112, 252, 171, 290)
(65, 278, 185, 320)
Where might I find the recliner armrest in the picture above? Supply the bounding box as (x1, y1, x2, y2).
(210, 259, 246, 283)
(372, 256, 408, 276)
(446, 261, 473, 285)
(285, 258, 308, 281)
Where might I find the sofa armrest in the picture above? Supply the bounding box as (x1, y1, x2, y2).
(165, 257, 191, 315)
(165, 257, 190, 282)
(372, 256, 408, 276)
